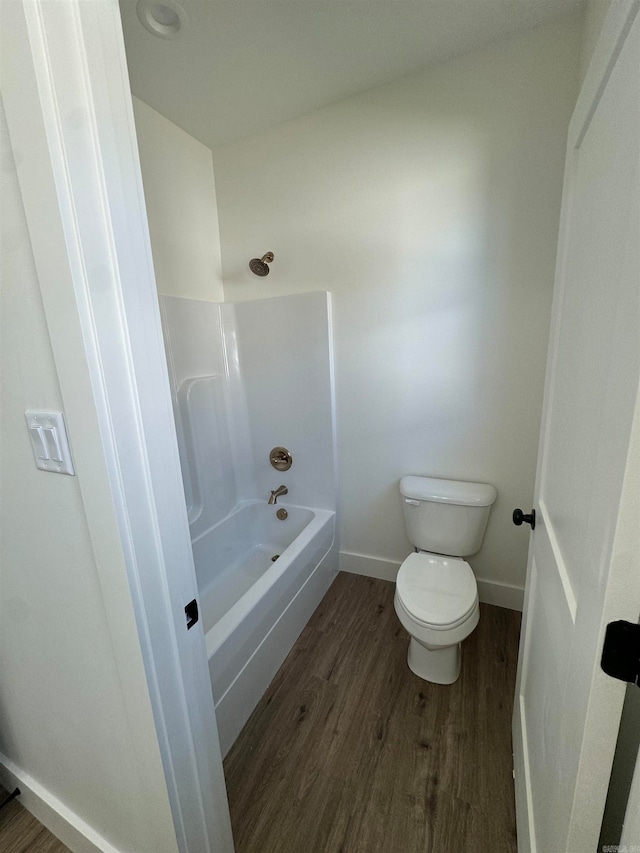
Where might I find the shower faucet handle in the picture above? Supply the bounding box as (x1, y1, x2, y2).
(270, 446, 293, 471)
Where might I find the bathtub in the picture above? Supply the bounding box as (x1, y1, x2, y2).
(191, 500, 338, 755)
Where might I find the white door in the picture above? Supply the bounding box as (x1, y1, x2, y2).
(512, 3, 640, 852)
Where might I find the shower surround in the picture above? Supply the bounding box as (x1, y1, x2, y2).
(161, 291, 338, 755)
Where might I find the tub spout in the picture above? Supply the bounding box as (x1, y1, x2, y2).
(268, 485, 288, 505)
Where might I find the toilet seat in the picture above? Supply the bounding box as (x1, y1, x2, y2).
(396, 552, 478, 630)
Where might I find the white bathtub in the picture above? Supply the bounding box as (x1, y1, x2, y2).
(191, 500, 337, 755)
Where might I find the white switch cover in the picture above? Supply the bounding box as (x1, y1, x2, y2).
(25, 411, 75, 475)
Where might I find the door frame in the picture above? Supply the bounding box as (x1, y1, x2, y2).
(512, 1, 640, 850)
(1, 1, 234, 851)
(621, 744, 640, 846)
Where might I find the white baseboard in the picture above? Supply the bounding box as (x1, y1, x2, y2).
(340, 550, 400, 581)
(475, 577, 524, 611)
(0, 754, 121, 853)
(339, 550, 523, 612)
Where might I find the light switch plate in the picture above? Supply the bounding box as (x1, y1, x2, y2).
(25, 411, 75, 475)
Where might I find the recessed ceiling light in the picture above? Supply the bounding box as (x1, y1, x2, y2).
(136, 0, 186, 39)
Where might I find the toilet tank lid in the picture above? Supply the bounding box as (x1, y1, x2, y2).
(400, 476, 497, 507)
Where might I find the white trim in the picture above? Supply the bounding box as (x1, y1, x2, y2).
(340, 550, 401, 582)
(513, 698, 537, 853)
(339, 551, 524, 611)
(1, 2, 233, 851)
(0, 756, 120, 853)
(621, 730, 640, 847)
(512, 556, 539, 853)
(476, 577, 525, 612)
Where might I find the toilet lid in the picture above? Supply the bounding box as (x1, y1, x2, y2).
(397, 553, 477, 628)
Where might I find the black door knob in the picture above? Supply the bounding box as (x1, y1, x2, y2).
(513, 508, 536, 530)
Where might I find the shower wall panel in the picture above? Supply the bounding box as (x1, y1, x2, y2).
(160, 296, 254, 539)
(232, 292, 336, 512)
(160, 292, 337, 541)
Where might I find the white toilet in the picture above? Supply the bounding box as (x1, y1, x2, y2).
(394, 475, 497, 685)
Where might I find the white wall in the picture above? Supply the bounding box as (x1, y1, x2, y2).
(213, 14, 584, 601)
(133, 97, 224, 301)
(0, 98, 178, 853)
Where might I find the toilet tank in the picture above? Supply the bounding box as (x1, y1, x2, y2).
(400, 476, 497, 557)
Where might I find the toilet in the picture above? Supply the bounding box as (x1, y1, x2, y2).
(394, 475, 497, 685)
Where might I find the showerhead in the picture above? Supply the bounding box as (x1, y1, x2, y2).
(249, 252, 274, 277)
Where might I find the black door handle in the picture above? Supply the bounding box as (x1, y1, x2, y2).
(185, 598, 199, 630)
(513, 508, 536, 530)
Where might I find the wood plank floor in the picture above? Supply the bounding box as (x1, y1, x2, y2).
(224, 573, 521, 853)
(0, 788, 70, 853)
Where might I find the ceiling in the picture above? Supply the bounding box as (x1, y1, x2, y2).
(119, 0, 584, 149)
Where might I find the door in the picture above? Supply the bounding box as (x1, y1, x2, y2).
(512, 3, 640, 852)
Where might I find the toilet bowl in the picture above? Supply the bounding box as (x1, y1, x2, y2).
(394, 552, 479, 684)
(395, 475, 497, 684)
